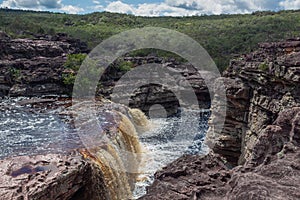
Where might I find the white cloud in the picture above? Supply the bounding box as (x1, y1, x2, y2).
(103, 0, 282, 16)
(2, 0, 299, 16)
(105, 1, 134, 14)
(135, 3, 198, 16)
(164, 0, 278, 14)
(0, 0, 85, 14)
(280, 0, 300, 9)
(104, 1, 199, 16)
(60, 5, 84, 14)
(93, 0, 100, 4)
(1, 0, 62, 9)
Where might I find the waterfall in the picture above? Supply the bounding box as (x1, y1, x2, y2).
(0, 98, 209, 199)
(76, 103, 150, 200)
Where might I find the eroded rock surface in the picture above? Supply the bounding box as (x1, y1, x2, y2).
(0, 153, 109, 200)
(0, 32, 88, 97)
(0, 98, 150, 200)
(141, 38, 300, 199)
(140, 107, 300, 200)
(209, 38, 300, 164)
(100, 57, 216, 116)
(0, 32, 214, 116)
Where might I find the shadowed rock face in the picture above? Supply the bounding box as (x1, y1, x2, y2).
(99, 56, 215, 117)
(140, 38, 300, 200)
(140, 107, 300, 200)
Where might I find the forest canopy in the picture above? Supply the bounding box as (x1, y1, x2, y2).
(0, 8, 299, 71)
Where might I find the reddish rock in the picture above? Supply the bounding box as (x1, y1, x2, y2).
(140, 107, 300, 200)
(0, 152, 109, 200)
(141, 38, 300, 200)
(0, 33, 88, 97)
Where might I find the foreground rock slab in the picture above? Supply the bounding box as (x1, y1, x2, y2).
(0, 152, 109, 200)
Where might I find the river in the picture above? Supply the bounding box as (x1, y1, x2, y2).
(0, 97, 209, 199)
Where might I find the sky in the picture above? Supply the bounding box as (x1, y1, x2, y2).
(0, 0, 300, 16)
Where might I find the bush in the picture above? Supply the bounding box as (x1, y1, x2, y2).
(259, 62, 269, 71)
(63, 53, 87, 86)
(64, 53, 87, 71)
(9, 67, 21, 81)
(118, 61, 134, 72)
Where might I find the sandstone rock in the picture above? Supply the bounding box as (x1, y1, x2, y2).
(140, 107, 300, 200)
(0, 32, 88, 97)
(140, 153, 231, 200)
(207, 77, 250, 164)
(0, 153, 109, 200)
(100, 57, 214, 116)
(142, 38, 300, 199)
(0, 98, 150, 200)
(209, 38, 300, 164)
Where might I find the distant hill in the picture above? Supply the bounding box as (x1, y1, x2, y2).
(0, 8, 299, 71)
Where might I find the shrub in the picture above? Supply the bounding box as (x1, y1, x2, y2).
(118, 61, 134, 72)
(9, 67, 21, 80)
(62, 53, 87, 86)
(259, 62, 269, 71)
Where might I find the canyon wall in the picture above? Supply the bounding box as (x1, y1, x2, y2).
(141, 38, 300, 199)
(99, 56, 213, 116)
(208, 38, 300, 164)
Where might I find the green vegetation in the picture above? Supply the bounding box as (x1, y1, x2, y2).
(259, 62, 269, 71)
(9, 67, 21, 80)
(63, 53, 87, 85)
(118, 61, 134, 72)
(1, 8, 300, 71)
(62, 53, 103, 94)
(64, 53, 87, 71)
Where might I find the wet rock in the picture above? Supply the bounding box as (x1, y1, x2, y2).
(0, 98, 150, 200)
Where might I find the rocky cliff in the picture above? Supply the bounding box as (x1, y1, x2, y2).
(209, 37, 300, 165)
(0, 31, 88, 97)
(0, 31, 211, 117)
(100, 56, 213, 116)
(140, 38, 300, 199)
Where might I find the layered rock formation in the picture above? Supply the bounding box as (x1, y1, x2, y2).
(100, 56, 214, 116)
(209, 38, 300, 164)
(0, 31, 213, 117)
(141, 38, 300, 199)
(141, 107, 300, 199)
(0, 31, 88, 97)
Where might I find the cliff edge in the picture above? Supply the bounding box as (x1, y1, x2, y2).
(140, 38, 300, 200)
